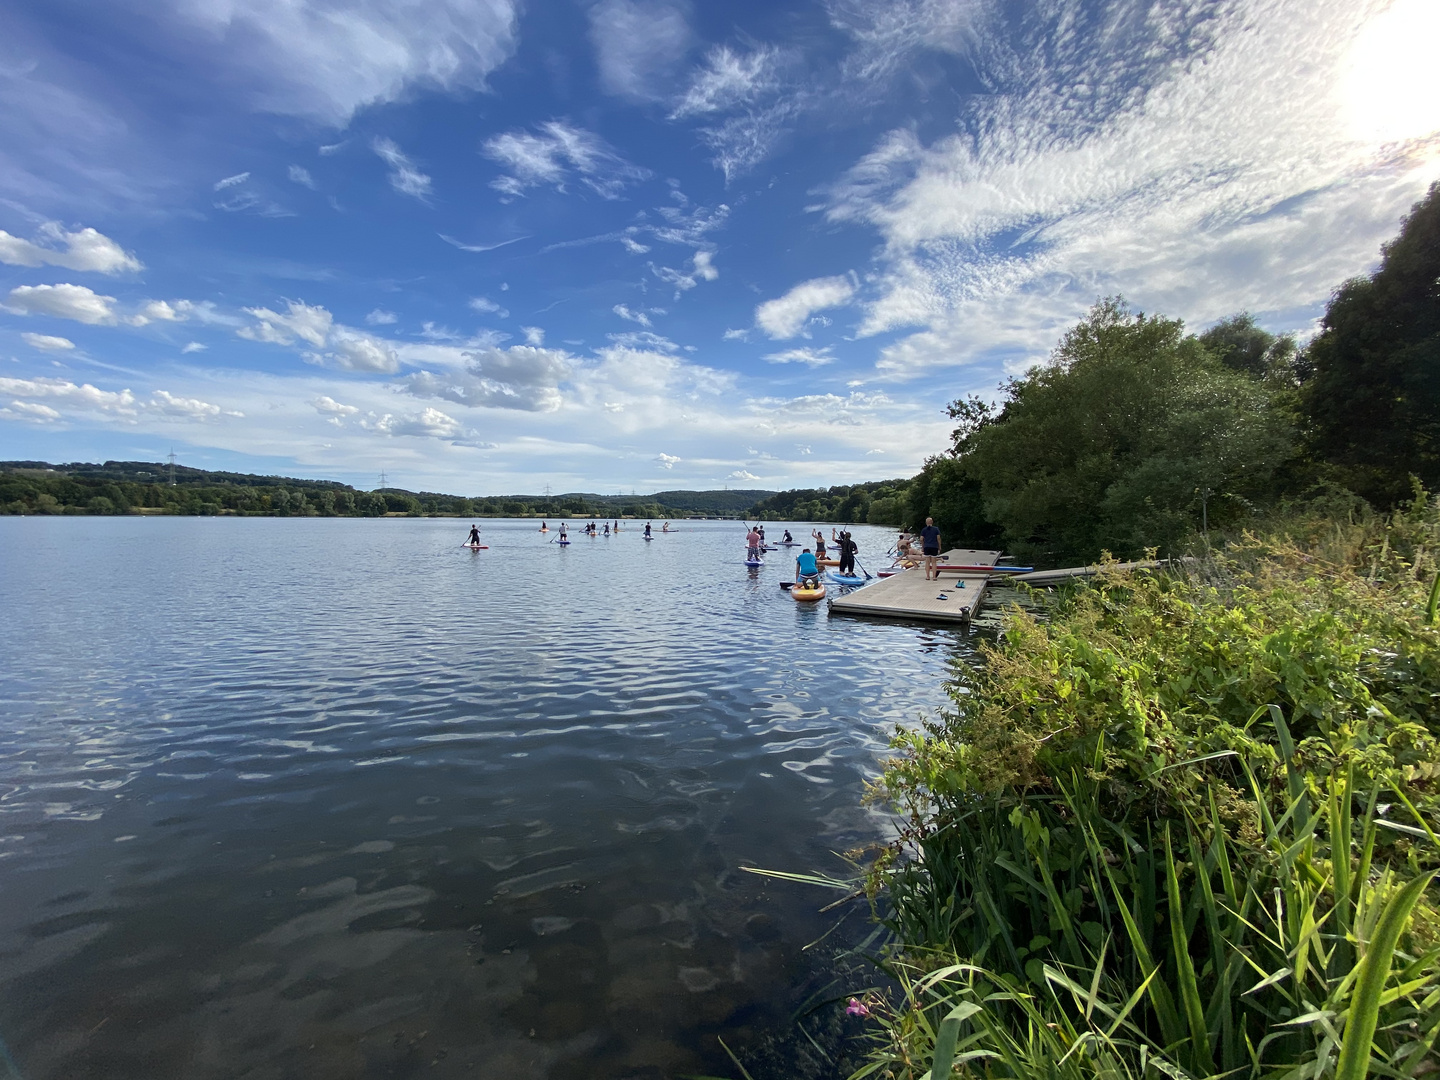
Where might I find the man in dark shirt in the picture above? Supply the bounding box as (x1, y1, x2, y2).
(920, 517, 942, 580)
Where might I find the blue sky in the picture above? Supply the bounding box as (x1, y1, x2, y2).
(1, 0, 1437, 495)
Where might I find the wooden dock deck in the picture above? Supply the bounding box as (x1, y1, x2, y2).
(828, 549, 1001, 625)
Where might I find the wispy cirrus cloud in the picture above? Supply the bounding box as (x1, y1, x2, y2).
(822, 0, 1440, 380)
(588, 0, 693, 103)
(482, 120, 651, 200)
(372, 138, 432, 200)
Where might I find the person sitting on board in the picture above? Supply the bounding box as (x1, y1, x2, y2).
(896, 531, 914, 558)
(795, 547, 821, 588)
(745, 526, 762, 562)
(920, 517, 942, 580)
(663, 521, 671, 532)
(540, 521, 548, 533)
(466, 524, 481, 546)
(782, 529, 793, 544)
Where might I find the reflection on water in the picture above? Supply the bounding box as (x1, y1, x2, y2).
(0, 517, 988, 1079)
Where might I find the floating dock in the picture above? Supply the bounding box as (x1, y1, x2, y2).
(828, 549, 1001, 625)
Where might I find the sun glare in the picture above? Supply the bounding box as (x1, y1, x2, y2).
(1342, 0, 1440, 145)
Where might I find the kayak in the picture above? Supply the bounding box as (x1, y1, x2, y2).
(790, 582, 826, 602)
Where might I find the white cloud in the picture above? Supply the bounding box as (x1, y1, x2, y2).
(214, 172, 250, 191)
(652, 250, 719, 295)
(3, 400, 62, 423)
(657, 452, 680, 468)
(326, 329, 400, 373)
(403, 344, 573, 411)
(621, 236, 650, 254)
(312, 395, 359, 417)
(365, 406, 468, 440)
(21, 332, 76, 352)
(166, 0, 520, 126)
(372, 138, 432, 200)
(755, 274, 856, 338)
(239, 300, 334, 348)
(288, 164, 316, 189)
(482, 120, 651, 200)
(697, 102, 799, 183)
(671, 45, 783, 118)
(0, 374, 239, 422)
(181, 341, 207, 353)
(469, 296, 509, 317)
(764, 346, 835, 367)
(728, 470, 759, 481)
(3, 283, 119, 325)
(521, 325, 544, 346)
(138, 299, 184, 322)
(823, 0, 1440, 378)
(0, 224, 142, 274)
(150, 389, 226, 419)
(365, 308, 398, 325)
(612, 303, 652, 327)
(589, 0, 693, 102)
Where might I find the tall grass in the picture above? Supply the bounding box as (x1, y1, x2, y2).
(855, 496, 1440, 1080)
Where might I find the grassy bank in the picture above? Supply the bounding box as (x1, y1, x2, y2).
(852, 497, 1440, 1079)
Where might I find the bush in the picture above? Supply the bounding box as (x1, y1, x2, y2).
(861, 497, 1440, 1080)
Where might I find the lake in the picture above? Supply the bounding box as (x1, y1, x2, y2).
(0, 516, 990, 1079)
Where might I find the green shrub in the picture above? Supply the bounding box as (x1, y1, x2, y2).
(861, 499, 1440, 1080)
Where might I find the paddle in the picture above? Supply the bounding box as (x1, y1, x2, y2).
(854, 551, 873, 579)
(780, 581, 794, 590)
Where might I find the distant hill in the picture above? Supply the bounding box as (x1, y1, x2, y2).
(0, 461, 776, 518)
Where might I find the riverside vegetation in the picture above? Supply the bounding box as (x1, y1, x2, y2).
(746, 189, 1440, 1077)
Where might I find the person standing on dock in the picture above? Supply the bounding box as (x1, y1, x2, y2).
(920, 517, 941, 580)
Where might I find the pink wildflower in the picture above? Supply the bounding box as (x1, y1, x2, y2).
(846, 997, 871, 1017)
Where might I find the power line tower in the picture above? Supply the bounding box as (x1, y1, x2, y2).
(543, 482, 552, 500)
(168, 448, 177, 487)
(379, 469, 387, 491)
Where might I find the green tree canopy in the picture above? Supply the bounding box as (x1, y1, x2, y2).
(963, 298, 1292, 563)
(1300, 181, 1440, 507)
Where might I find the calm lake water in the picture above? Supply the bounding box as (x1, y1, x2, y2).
(0, 517, 995, 1080)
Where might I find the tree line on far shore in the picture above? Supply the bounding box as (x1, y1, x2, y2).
(0, 466, 748, 521)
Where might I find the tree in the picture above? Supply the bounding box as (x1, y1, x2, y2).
(1197, 313, 1296, 380)
(963, 298, 1292, 563)
(1301, 182, 1440, 507)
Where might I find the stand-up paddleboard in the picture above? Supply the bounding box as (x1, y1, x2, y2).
(463, 544, 489, 550)
(818, 558, 841, 567)
(788, 581, 826, 601)
(744, 558, 765, 567)
(644, 535, 653, 542)
(558, 539, 571, 546)
(826, 571, 866, 586)
(935, 564, 1034, 573)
